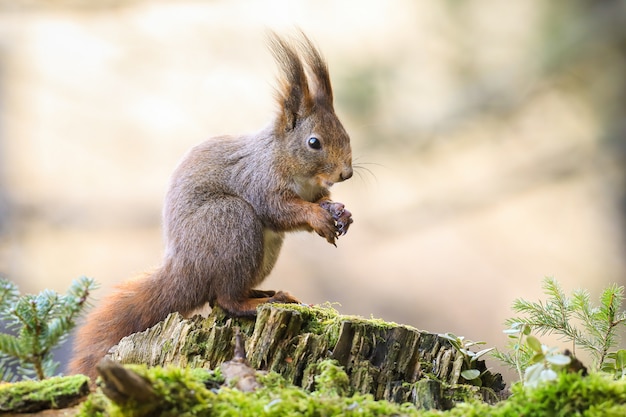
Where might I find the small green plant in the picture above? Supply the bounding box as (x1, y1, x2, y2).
(497, 322, 533, 382)
(439, 332, 493, 385)
(601, 349, 626, 379)
(497, 323, 573, 387)
(0, 276, 98, 381)
(521, 335, 571, 388)
(495, 277, 626, 384)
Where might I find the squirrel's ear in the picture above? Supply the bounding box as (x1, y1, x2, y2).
(268, 32, 314, 132)
(298, 32, 334, 108)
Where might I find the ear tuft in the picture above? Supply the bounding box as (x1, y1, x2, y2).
(267, 31, 312, 132)
(296, 30, 334, 106)
(268, 30, 335, 133)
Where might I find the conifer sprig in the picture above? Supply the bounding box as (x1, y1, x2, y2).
(0, 276, 98, 381)
(496, 277, 626, 375)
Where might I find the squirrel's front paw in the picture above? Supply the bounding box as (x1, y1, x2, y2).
(319, 200, 354, 240)
(310, 207, 340, 245)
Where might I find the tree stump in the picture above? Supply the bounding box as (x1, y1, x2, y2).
(107, 304, 504, 410)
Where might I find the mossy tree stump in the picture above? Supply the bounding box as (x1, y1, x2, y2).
(108, 304, 503, 410)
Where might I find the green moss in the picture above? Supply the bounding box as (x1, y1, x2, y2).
(310, 360, 350, 396)
(79, 391, 109, 417)
(266, 302, 416, 332)
(266, 303, 417, 349)
(0, 374, 90, 413)
(75, 364, 626, 417)
(79, 366, 222, 417)
(77, 360, 426, 417)
(71, 304, 626, 416)
(422, 372, 626, 417)
(162, 339, 173, 354)
(496, 372, 626, 417)
(268, 303, 339, 333)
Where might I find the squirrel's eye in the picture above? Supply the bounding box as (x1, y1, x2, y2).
(307, 137, 322, 150)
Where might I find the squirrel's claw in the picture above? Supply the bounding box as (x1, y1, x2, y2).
(319, 200, 353, 243)
(336, 208, 353, 236)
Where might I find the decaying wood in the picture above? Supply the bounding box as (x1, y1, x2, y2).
(96, 330, 263, 409)
(107, 304, 504, 410)
(219, 328, 262, 392)
(96, 358, 157, 404)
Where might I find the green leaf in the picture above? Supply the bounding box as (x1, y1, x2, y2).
(526, 335, 542, 353)
(529, 353, 545, 364)
(460, 349, 475, 358)
(524, 362, 545, 387)
(461, 369, 480, 381)
(539, 368, 558, 382)
(601, 363, 615, 373)
(546, 354, 571, 366)
(615, 349, 626, 369)
(464, 340, 486, 348)
(473, 347, 495, 361)
(439, 333, 461, 350)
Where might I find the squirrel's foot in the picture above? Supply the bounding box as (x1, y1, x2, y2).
(217, 291, 300, 317)
(268, 290, 300, 304)
(248, 289, 276, 298)
(248, 290, 300, 304)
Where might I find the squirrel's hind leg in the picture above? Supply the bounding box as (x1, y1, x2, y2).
(183, 195, 298, 317)
(216, 290, 300, 317)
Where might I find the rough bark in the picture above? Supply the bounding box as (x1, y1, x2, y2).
(108, 304, 503, 410)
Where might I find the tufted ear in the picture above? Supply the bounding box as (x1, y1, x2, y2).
(268, 32, 314, 132)
(297, 31, 334, 108)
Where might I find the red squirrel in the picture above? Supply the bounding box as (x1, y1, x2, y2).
(69, 32, 353, 379)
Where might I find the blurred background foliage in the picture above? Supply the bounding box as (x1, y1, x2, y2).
(0, 0, 625, 381)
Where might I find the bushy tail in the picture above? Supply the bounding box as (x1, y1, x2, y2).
(68, 270, 180, 379)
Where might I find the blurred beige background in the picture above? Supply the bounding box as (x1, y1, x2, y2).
(1, 0, 625, 381)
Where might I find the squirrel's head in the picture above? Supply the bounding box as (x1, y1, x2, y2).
(269, 32, 352, 202)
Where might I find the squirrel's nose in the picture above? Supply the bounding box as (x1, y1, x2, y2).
(339, 166, 353, 182)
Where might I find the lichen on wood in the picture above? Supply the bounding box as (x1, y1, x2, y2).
(108, 303, 503, 410)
